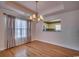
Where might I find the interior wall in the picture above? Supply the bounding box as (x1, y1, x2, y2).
(0, 12, 6, 51)
(31, 21, 36, 41)
(35, 10, 79, 51)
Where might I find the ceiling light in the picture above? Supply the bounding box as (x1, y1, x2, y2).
(29, 1, 44, 22)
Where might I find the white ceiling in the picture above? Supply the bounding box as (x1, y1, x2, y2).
(16, 1, 63, 15)
(16, 1, 79, 17)
(0, 1, 79, 19)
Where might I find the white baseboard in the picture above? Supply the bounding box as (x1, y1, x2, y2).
(36, 39, 79, 51)
(0, 47, 6, 51)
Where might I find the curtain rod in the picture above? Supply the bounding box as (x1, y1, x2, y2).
(3, 13, 16, 18)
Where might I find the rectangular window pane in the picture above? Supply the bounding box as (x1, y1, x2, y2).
(15, 28, 21, 39)
(21, 21, 27, 28)
(22, 29, 27, 38)
(15, 19, 22, 28)
(55, 24, 61, 31)
(15, 18, 27, 39)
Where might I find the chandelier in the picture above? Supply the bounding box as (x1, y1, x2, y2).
(29, 1, 44, 22)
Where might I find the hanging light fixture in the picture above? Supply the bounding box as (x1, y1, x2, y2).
(29, 1, 44, 22)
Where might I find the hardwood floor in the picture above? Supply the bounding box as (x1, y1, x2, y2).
(0, 40, 79, 57)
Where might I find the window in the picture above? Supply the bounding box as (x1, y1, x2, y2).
(55, 24, 61, 31)
(43, 19, 61, 32)
(15, 18, 27, 39)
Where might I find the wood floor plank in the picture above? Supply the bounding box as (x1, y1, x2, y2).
(0, 40, 79, 57)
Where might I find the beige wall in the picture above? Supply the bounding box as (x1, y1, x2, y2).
(0, 12, 6, 51)
(31, 21, 36, 41)
(35, 10, 79, 51)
